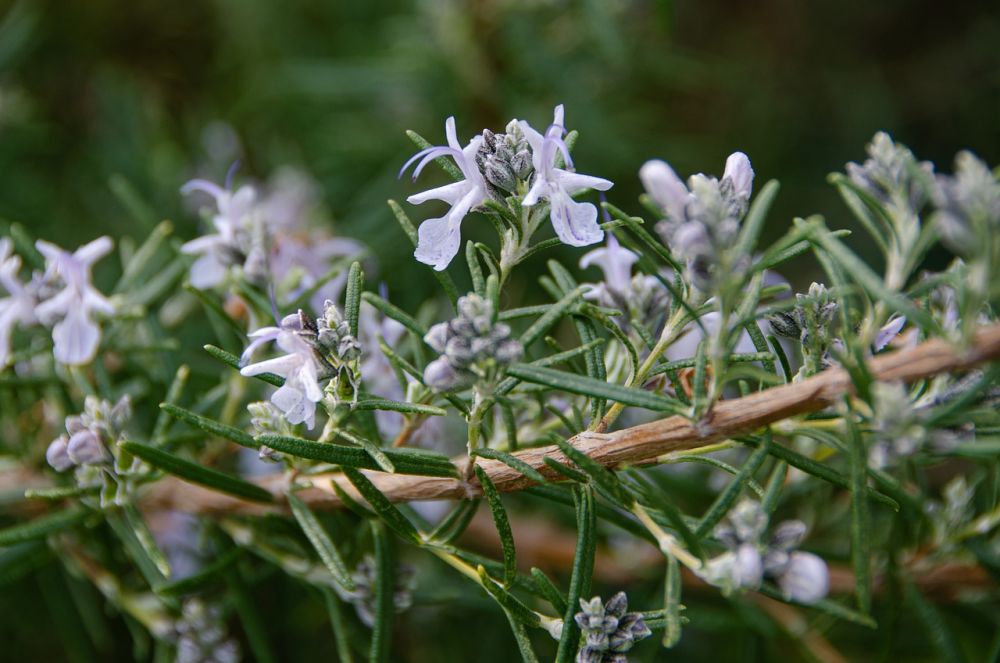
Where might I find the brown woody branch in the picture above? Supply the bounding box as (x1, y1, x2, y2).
(142, 323, 1000, 515)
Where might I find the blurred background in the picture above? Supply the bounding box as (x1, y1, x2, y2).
(1, 1, 999, 660)
(2, 0, 999, 306)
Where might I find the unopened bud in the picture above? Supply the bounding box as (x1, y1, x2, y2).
(46, 435, 74, 472)
(67, 429, 107, 465)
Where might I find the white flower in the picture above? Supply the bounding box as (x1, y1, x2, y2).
(519, 105, 613, 247)
(180, 178, 258, 288)
(0, 239, 37, 367)
(401, 117, 488, 271)
(579, 233, 638, 296)
(240, 314, 325, 429)
(34, 237, 114, 366)
(776, 552, 829, 605)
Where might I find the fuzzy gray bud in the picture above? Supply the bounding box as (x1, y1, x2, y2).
(46, 435, 74, 472)
(67, 429, 108, 465)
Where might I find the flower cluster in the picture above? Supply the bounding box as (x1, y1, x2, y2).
(476, 120, 533, 201)
(46, 395, 137, 506)
(642, 152, 754, 293)
(173, 599, 240, 663)
(868, 381, 957, 469)
(574, 592, 652, 663)
(422, 294, 523, 391)
(241, 301, 361, 429)
(932, 150, 1000, 258)
(579, 234, 669, 338)
(701, 500, 829, 605)
(337, 555, 416, 628)
(402, 105, 612, 271)
(846, 131, 934, 218)
(0, 236, 115, 368)
(181, 169, 364, 310)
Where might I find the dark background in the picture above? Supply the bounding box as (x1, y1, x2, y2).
(1, 0, 998, 304)
(1, 1, 998, 661)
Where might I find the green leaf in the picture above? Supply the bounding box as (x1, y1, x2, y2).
(345, 262, 364, 337)
(115, 220, 173, 291)
(799, 218, 936, 330)
(530, 567, 567, 615)
(159, 403, 257, 449)
(506, 363, 684, 414)
(474, 565, 541, 627)
(120, 440, 274, 503)
(466, 240, 485, 296)
(204, 344, 284, 387)
(738, 436, 898, 511)
(288, 493, 355, 591)
(361, 292, 426, 337)
(474, 465, 517, 588)
(553, 437, 633, 506)
(353, 398, 446, 417)
(151, 365, 190, 444)
(342, 468, 420, 543)
(256, 433, 457, 477)
(428, 499, 481, 544)
(694, 432, 772, 537)
(518, 285, 588, 348)
(156, 548, 239, 597)
(0, 507, 88, 546)
(904, 581, 965, 662)
(756, 585, 877, 628)
(555, 485, 596, 663)
(736, 180, 780, 257)
(662, 554, 683, 647)
(501, 606, 541, 663)
(323, 588, 357, 663)
(369, 521, 396, 663)
(844, 403, 872, 615)
(472, 448, 547, 485)
(387, 200, 458, 306)
(334, 429, 395, 474)
(122, 502, 171, 577)
(225, 567, 277, 663)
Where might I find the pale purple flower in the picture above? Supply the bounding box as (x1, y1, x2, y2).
(401, 117, 488, 271)
(775, 552, 829, 605)
(241, 314, 325, 429)
(579, 234, 638, 297)
(180, 178, 258, 288)
(46, 435, 74, 472)
(34, 237, 114, 366)
(519, 105, 613, 247)
(0, 239, 37, 367)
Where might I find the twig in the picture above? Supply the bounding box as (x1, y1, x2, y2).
(141, 323, 1000, 514)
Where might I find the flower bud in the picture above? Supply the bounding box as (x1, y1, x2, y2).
(777, 551, 829, 604)
(46, 435, 74, 472)
(66, 429, 108, 465)
(423, 357, 465, 391)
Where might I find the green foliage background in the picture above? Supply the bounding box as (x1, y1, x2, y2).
(1, 1, 998, 661)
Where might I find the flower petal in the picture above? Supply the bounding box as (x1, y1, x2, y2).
(549, 189, 604, 247)
(639, 160, 690, 221)
(414, 216, 463, 271)
(52, 306, 100, 365)
(723, 152, 755, 200)
(406, 180, 471, 206)
(554, 171, 613, 195)
(188, 253, 228, 289)
(73, 236, 114, 266)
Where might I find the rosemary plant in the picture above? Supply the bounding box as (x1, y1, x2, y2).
(1, 111, 998, 663)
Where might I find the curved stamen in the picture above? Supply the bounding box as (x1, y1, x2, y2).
(398, 145, 464, 181)
(412, 147, 464, 181)
(225, 160, 242, 191)
(544, 124, 574, 171)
